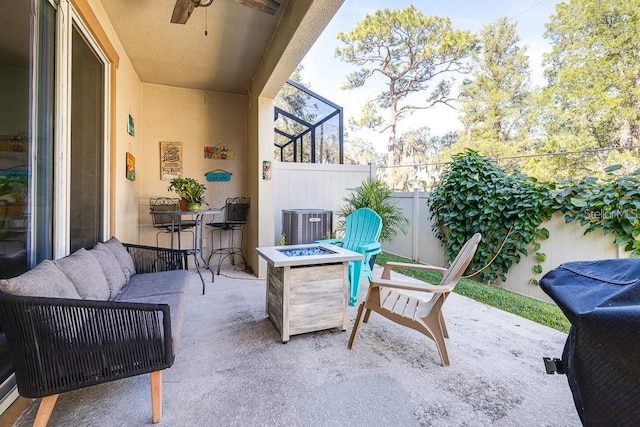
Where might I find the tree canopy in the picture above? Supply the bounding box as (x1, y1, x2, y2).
(336, 5, 477, 166)
(531, 0, 640, 179)
(335, 1, 639, 187)
(456, 17, 532, 161)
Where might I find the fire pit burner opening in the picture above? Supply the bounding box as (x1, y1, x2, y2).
(278, 247, 336, 257)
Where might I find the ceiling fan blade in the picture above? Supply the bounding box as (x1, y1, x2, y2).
(233, 0, 281, 15)
(171, 0, 197, 24)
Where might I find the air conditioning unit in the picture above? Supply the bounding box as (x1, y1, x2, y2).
(282, 209, 332, 245)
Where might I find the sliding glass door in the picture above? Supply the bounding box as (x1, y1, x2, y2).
(0, 0, 110, 411)
(70, 25, 105, 252)
(0, 0, 56, 410)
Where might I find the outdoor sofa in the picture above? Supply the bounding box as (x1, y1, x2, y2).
(0, 238, 190, 426)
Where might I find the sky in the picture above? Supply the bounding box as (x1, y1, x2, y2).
(299, 0, 563, 153)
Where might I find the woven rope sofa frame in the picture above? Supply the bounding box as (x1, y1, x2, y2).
(0, 243, 189, 426)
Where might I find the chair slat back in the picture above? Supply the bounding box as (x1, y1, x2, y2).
(150, 198, 180, 228)
(440, 233, 482, 291)
(224, 197, 250, 224)
(341, 208, 382, 252)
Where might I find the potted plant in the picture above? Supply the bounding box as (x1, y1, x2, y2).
(0, 175, 28, 216)
(168, 177, 207, 211)
(338, 178, 409, 267)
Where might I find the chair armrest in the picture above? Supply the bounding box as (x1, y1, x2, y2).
(381, 261, 447, 279)
(123, 243, 189, 273)
(0, 293, 174, 397)
(315, 238, 343, 247)
(370, 277, 451, 294)
(357, 242, 381, 255)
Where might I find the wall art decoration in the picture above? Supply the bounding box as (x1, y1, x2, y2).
(126, 152, 135, 181)
(204, 145, 235, 160)
(216, 146, 234, 160)
(205, 169, 232, 182)
(127, 114, 135, 136)
(263, 160, 272, 180)
(160, 141, 183, 180)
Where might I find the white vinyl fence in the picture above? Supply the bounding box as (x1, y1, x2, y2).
(384, 190, 629, 303)
(272, 164, 628, 303)
(272, 162, 375, 243)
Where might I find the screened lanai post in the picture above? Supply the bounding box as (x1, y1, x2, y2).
(274, 79, 344, 164)
(311, 128, 315, 163)
(338, 104, 344, 163)
(273, 107, 311, 162)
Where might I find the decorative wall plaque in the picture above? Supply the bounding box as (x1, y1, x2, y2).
(160, 141, 183, 180)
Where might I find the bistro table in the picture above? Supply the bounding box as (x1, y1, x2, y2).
(256, 243, 364, 343)
(165, 208, 222, 294)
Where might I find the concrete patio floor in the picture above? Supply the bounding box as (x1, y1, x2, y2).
(12, 265, 580, 426)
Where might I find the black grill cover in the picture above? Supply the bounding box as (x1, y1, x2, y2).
(540, 259, 640, 426)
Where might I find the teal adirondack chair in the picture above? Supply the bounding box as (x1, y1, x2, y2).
(316, 208, 382, 306)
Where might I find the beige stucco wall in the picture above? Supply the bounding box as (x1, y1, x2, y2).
(138, 84, 248, 256)
(110, 58, 142, 243)
(247, 0, 345, 277)
(246, 95, 259, 274)
(88, 0, 142, 244)
(87, 0, 343, 276)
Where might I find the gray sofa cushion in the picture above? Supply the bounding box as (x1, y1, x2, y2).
(54, 248, 110, 300)
(0, 260, 81, 299)
(90, 243, 127, 299)
(103, 237, 136, 282)
(114, 270, 189, 354)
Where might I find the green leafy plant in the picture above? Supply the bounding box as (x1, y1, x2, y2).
(279, 233, 286, 246)
(0, 175, 28, 204)
(338, 177, 409, 242)
(554, 165, 640, 257)
(167, 177, 207, 205)
(428, 150, 555, 283)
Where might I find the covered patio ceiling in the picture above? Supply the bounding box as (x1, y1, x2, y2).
(101, 0, 291, 94)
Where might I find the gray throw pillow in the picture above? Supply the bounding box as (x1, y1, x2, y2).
(0, 260, 80, 299)
(103, 237, 136, 281)
(90, 243, 127, 299)
(54, 248, 110, 300)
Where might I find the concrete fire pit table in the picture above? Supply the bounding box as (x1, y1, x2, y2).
(256, 243, 364, 343)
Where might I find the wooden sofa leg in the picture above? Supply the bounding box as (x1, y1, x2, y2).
(33, 394, 58, 427)
(150, 371, 162, 423)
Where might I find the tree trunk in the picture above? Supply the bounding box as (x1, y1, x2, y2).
(387, 93, 398, 167)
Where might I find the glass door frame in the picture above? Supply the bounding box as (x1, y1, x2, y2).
(51, 0, 115, 258)
(0, 0, 121, 417)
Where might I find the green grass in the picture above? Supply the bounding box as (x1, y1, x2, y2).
(375, 252, 571, 333)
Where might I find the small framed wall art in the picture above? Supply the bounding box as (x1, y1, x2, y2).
(263, 160, 272, 180)
(126, 152, 135, 180)
(204, 145, 235, 160)
(127, 114, 135, 136)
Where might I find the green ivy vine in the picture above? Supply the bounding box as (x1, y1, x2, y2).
(554, 165, 640, 257)
(428, 150, 640, 286)
(428, 150, 554, 283)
